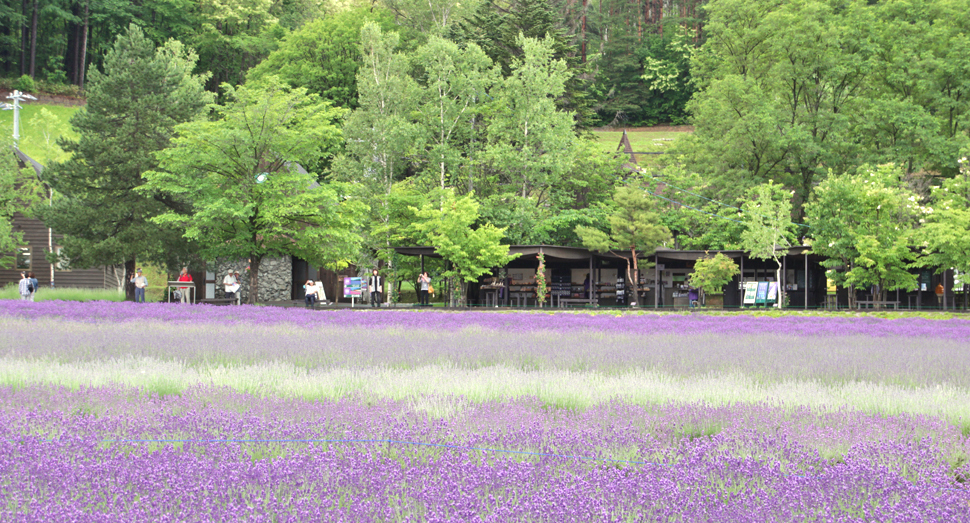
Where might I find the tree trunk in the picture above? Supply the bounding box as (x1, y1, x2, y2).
(775, 263, 783, 309)
(629, 248, 640, 307)
(124, 258, 136, 301)
(79, 0, 89, 90)
(28, 0, 38, 78)
(20, 0, 28, 76)
(248, 256, 261, 304)
(68, 19, 78, 84)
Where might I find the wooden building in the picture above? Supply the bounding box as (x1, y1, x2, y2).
(0, 148, 122, 290)
(393, 245, 831, 309)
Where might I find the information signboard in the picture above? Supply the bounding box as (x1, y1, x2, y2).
(343, 277, 363, 298)
(755, 282, 769, 304)
(743, 282, 759, 305)
(767, 282, 778, 304)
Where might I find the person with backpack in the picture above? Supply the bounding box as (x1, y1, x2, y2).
(27, 272, 38, 301)
(18, 272, 32, 301)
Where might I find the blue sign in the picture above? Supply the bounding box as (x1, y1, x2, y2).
(755, 282, 769, 304)
(343, 277, 363, 298)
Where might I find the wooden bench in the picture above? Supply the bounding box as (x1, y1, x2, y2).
(558, 298, 598, 308)
(855, 300, 900, 310)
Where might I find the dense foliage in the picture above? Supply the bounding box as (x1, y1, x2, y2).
(38, 25, 212, 298)
(2, 0, 969, 300)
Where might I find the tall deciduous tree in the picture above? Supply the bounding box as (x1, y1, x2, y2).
(413, 35, 496, 189)
(484, 34, 575, 226)
(806, 164, 919, 308)
(246, 8, 399, 109)
(683, 0, 868, 217)
(335, 21, 420, 283)
(40, 25, 212, 299)
(920, 156, 970, 306)
(575, 184, 671, 307)
(739, 180, 795, 308)
(143, 78, 362, 304)
(408, 188, 515, 306)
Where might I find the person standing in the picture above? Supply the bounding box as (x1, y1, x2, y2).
(223, 271, 238, 303)
(131, 268, 148, 303)
(18, 272, 32, 301)
(27, 272, 39, 301)
(935, 282, 945, 309)
(368, 269, 383, 308)
(417, 271, 431, 306)
(177, 267, 193, 303)
(304, 279, 318, 308)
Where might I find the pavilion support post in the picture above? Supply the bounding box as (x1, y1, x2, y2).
(804, 254, 808, 309)
(782, 254, 787, 308)
(655, 254, 659, 309)
(740, 256, 744, 308)
(944, 270, 948, 310)
(589, 254, 594, 305)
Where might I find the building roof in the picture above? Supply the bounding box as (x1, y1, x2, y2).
(11, 147, 44, 179)
(394, 245, 815, 262)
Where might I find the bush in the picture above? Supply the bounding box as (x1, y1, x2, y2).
(35, 79, 81, 98)
(14, 74, 35, 92)
(688, 252, 740, 295)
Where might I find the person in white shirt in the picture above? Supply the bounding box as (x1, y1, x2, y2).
(223, 271, 238, 302)
(304, 279, 318, 308)
(18, 272, 31, 301)
(130, 268, 148, 303)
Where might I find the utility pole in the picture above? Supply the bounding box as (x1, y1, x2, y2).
(4, 90, 38, 147)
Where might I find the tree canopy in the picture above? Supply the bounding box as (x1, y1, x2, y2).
(40, 24, 212, 298)
(143, 78, 363, 304)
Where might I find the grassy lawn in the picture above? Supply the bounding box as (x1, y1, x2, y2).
(0, 285, 124, 302)
(0, 103, 80, 163)
(592, 130, 688, 154)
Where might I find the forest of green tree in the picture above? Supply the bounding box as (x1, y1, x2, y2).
(0, 0, 700, 125)
(2, 0, 969, 304)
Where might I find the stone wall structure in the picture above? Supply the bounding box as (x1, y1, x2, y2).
(214, 256, 292, 303)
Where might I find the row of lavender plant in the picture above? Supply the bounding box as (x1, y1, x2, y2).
(3, 300, 970, 340)
(1, 385, 967, 521)
(3, 314, 969, 388)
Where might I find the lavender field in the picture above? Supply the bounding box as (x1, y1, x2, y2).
(0, 301, 968, 521)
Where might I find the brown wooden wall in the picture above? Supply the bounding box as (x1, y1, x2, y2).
(0, 211, 121, 289)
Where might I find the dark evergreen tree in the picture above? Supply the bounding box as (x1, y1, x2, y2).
(39, 24, 212, 299)
(448, 0, 595, 128)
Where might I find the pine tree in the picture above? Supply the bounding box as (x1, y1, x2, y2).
(40, 24, 212, 299)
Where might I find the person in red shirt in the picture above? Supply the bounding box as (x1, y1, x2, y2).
(177, 267, 193, 304)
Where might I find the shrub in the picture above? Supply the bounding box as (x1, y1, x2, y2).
(35, 79, 81, 98)
(14, 74, 35, 92)
(688, 252, 740, 295)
